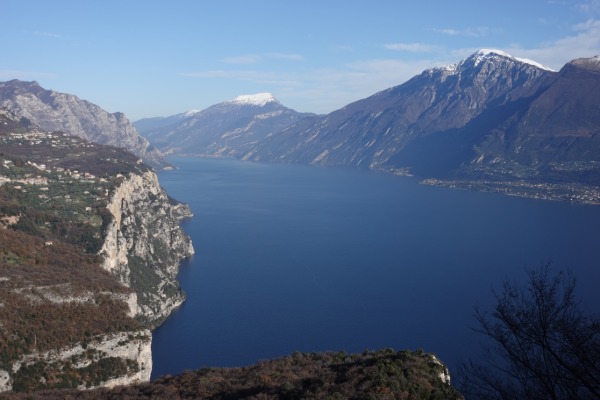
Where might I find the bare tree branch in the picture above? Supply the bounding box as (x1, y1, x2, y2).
(459, 264, 600, 400)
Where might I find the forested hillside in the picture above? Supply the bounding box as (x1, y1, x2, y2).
(0, 349, 463, 399)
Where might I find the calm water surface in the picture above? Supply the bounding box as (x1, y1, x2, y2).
(152, 157, 600, 378)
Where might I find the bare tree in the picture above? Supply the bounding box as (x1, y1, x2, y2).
(459, 264, 600, 400)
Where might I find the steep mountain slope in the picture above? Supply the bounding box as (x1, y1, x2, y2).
(242, 50, 555, 169)
(0, 108, 192, 391)
(474, 56, 600, 166)
(134, 93, 315, 157)
(388, 55, 600, 178)
(0, 80, 167, 168)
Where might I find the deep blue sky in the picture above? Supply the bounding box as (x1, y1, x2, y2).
(2, 1, 600, 120)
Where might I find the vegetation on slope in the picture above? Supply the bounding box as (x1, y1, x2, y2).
(0, 109, 145, 391)
(0, 349, 463, 399)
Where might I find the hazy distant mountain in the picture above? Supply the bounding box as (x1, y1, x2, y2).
(0, 80, 167, 168)
(241, 50, 556, 172)
(134, 93, 316, 157)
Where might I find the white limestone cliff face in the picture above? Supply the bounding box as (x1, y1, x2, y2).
(0, 171, 193, 393)
(0, 370, 11, 392)
(99, 171, 194, 326)
(429, 354, 452, 385)
(1, 331, 152, 393)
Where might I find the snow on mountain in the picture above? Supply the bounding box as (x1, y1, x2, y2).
(471, 49, 555, 71)
(243, 48, 557, 171)
(229, 93, 278, 107)
(570, 55, 600, 70)
(182, 109, 201, 116)
(434, 49, 555, 73)
(135, 94, 313, 158)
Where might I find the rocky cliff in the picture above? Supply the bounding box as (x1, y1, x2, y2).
(99, 171, 194, 326)
(1, 331, 152, 392)
(0, 111, 194, 392)
(0, 80, 167, 169)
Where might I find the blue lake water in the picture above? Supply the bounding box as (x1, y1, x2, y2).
(151, 157, 600, 378)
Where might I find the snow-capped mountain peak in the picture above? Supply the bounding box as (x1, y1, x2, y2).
(475, 48, 513, 59)
(229, 93, 278, 107)
(471, 49, 555, 71)
(171, 109, 201, 119)
(431, 49, 555, 74)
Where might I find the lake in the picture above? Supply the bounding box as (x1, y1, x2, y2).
(151, 157, 600, 378)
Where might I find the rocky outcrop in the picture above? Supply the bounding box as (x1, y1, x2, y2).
(429, 354, 452, 385)
(0, 172, 193, 393)
(0, 370, 11, 392)
(0, 80, 167, 168)
(5, 331, 152, 392)
(99, 171, 194, 326)
(0, 110, 194, 392)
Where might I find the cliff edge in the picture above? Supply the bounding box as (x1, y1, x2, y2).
(99, 171, 194, 326)
(0, 109, 193, 392)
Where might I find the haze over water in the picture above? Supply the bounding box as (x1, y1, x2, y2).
(152, 157, 600, 378)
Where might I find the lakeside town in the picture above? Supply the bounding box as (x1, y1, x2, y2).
(0, 128, 148, 232)
(422, 178, 600, 205)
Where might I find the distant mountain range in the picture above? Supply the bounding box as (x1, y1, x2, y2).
(242, 50, 577, 172)
(0, 80, 167, 168)
(5, 50, 595, 202)
(135, 50, 599, 203)
(134, 93, 316, 157)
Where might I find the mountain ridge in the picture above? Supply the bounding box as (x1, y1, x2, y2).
(228, 92, 279, 106)
(134, 93, 316, 158)
(241, 50, 554, 168)
(235, 50, 600, 203)
(0, 80, 168, 169)
(130, 50, 600, 203)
